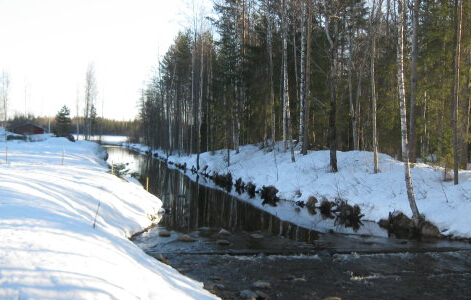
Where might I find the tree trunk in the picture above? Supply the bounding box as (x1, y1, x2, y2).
(409, 0, 420, 163)
(323, 0, 338, 172)
(461, 48, 471, 169)
(299, 0, 307, 155)
(267, 9, 276, 147)
(452, 0, 463, 184)
(397, 0, 421, 224)
(282, 0, 295, 162)
(371, 0, 382, 173)
(196, 35, 204, 170)
(304, 0, 312, 154)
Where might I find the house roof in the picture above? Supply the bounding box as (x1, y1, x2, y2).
(9, 122, 47, 132)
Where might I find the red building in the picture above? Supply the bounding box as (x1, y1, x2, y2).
(10, 123, 46, 135)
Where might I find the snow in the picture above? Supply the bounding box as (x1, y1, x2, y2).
(125, 141, 471, 239)
(0, 131, 220, 300)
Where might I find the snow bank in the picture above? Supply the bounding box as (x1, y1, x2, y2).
(0, 135, 219, 300)
(125, 142, 471, 239)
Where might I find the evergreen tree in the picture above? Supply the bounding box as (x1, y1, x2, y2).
(55, 105, 72, 137)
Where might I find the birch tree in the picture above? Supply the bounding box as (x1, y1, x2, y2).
(84, 64, 97, 140)
(0, 71, 9, 129)
(397, 0, 421, 224)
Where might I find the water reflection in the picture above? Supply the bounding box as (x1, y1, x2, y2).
(140, 157, 320, 244)
(105, 146, 471, 254)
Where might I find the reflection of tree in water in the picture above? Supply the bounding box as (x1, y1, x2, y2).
(137, 156, 319, 244)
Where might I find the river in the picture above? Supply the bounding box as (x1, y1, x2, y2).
(105, 145, 471, 300)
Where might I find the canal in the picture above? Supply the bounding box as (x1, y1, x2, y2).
(106, 145, 471, 300)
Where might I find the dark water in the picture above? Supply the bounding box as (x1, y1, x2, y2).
(105, 145, 471, 300)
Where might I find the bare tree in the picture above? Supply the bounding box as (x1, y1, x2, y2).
(0, 71, 10, 133)
(84, 64, 97, 140)
(396, 0, 421, 224)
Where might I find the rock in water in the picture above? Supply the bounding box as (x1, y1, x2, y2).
(250, 233, 264, 239)
(240, 289, 258, 299)
(252, 280, 271, 289)
(306, 196, 318, 214)
(158, 230, 171, 237)
(177, 234, 196, 242)
(218, 228, 231, 236)
(216, 239, 231, 246)
(255, 290, 270, 299)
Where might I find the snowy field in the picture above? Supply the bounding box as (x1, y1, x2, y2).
(0, 132, 219, 300)
(125, 142, 471, 239)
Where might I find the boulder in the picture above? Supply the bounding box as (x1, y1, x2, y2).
(216, 239, 231, 246)
(250, 233, 264, 239)
(177, 234, 196, 242)
(252, 280, 271, 289)
(306, 196, 318, 215)
(158, 230, 171, 237)
(240, 289, 258, 299)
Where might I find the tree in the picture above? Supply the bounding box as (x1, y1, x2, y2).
(452, 0, 463, 185)
(371, 0, 383, 173)
(396, 0, 421, 224)
(0, 71, 10, 129)
(84, 64, 97, 140)
(281, 0, 295, 162)
(54, 105, 72, 137)
(323, 0, 342, 172)
(409, 0, 420, 163)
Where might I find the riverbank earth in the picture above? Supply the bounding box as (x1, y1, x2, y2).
(0, 132, 220, 300)
(125, 141, 471, 240)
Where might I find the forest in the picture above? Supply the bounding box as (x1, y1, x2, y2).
(138, 0, 470, 179)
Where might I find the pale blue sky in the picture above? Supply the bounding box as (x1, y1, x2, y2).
(0, 0, 212, 120)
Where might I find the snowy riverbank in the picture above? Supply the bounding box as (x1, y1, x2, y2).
(0, 134, 219, 300)
(125, 142, 471, 239)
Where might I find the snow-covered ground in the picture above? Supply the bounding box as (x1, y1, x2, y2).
(125, 142, 471, 239)
(0, 132, 220, 300)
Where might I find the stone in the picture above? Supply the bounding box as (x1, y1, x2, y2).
(292, 277, 307, 283)
(216, 239, 231, 246)
(255, 290, 270, 299)
(420, 220, 441, 238)
(177, 234, 196, 242)
(250, 233, 264, 239)
(156, 254, 168, 264)
(322, 297, 342, 300)
(219, 228, 231, 236)
(306, 196, 318, 215)
(378, 219, 389, 229)
(240, 289, 258, 299)
(252, 280, 271, 289)
(158, 230, 171, 237)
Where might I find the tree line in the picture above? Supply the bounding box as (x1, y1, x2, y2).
(139, 0, 470, 183)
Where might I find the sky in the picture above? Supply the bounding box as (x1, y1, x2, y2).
(0, 0, 213, 120)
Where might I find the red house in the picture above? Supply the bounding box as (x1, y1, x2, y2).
(10, 123, 46, 135)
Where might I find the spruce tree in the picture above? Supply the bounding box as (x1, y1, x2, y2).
(55, 105, 72, 137)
